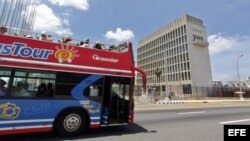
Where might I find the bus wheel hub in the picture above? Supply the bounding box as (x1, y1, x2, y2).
(64, 114, 81, 132)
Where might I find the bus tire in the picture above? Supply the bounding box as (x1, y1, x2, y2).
(55, 109, 88, 136)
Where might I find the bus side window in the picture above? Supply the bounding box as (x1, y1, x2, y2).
(0, 69, 12, 97)
(83, 78, 103, 103)
(10, 70, 56, 98)
(85, 85, 102, 97)
(12, 79, 35, 97)
(89, 86, 99, 97)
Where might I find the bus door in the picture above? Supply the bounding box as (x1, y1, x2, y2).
(102, 77, 131, 125)
(101, 77, 112, 125)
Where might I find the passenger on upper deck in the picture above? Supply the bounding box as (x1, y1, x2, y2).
(39, 31, 53, 42)
(80, 38, 89, 48)
(24, 34, 33, 39)
(63, 36, 73, 45)
(0, 25, 7, 35)
(93, 41, 106, 50)
(109, 45, 119, 52)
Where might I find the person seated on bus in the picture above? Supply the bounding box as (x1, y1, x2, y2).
(93, 41, 106, 50)
(19, 83, 30, 97)
(24, 34, 33, 39)
(13, 33, 18, 36)
(39, 31, 53, 42)
(47, 35, 53, 41)
(0, 25, 7, 35)
(62, 36, 73, 45)
(13, 81, 23, 95)
(110, 91, 120, 118)
(36, 83, 47, 96)
(80, 38, 89, 48)
(0, 79, 7, 96)
(79, 41, 84, 47)
(45, 83, 54, 96)
(108, 45, 119, 52)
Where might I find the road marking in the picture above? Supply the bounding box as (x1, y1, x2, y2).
(220, 119, 250, 124)
(178, 111, 207, 115)
(220, 105, 248, 107)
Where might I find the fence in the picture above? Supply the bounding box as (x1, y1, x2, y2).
(134, 85, 250, 100)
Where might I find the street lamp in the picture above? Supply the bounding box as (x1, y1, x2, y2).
(236, 54, 244, 100)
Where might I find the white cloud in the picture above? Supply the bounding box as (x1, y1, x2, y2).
(105, 28, 135, 42)
(208, 33, 236, 55)
(33, 4, 72, 36)
(48, 0, 89, 11)
(208, 33, 250, 55)
(208, 33, 250, 83)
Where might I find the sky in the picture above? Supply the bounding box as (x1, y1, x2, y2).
(32, 0, 250, 84)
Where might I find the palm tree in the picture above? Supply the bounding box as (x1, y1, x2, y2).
(155, 67, 162, 95)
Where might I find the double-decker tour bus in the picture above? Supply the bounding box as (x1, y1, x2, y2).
(0, 26, 146, 136)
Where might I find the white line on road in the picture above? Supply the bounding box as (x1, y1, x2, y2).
(220, 105, 248, 107)
(220, 119, 250, 124)
(178, 111, 207, 115)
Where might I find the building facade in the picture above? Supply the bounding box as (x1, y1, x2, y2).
(137, 14, 212, 97)
(0, 0, 38, 35)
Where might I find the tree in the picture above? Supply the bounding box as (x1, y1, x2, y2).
(155, 67, 162, 95)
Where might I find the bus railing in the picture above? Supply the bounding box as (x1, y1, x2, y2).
(0, 25, 128, 53)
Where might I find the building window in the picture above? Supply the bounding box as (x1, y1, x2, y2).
(183, 84, 192, 94)
(188, 71, 191, 80)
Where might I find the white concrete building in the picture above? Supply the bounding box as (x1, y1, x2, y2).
(136, 14, 212, 97)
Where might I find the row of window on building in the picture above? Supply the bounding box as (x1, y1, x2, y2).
(166, 53, 189, 65)
(138, 39, 188, 63)
(138, 35, 188, 58)
(145, 62, 191, 82)
(145, 70, 191, 84)
(140, 56, 190, 76)
(168, 71, 191, 82)
(138, 52, 189, 72)
(143, 25, 187, 47)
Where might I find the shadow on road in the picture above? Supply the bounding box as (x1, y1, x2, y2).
(0, 123, 156, 141)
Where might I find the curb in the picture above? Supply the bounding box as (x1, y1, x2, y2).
(156, 101, 184, 104)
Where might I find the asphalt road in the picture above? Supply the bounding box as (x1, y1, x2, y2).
(1, 103, 250, 141)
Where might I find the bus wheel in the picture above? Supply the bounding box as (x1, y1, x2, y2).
(55, 110, 88, 136)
